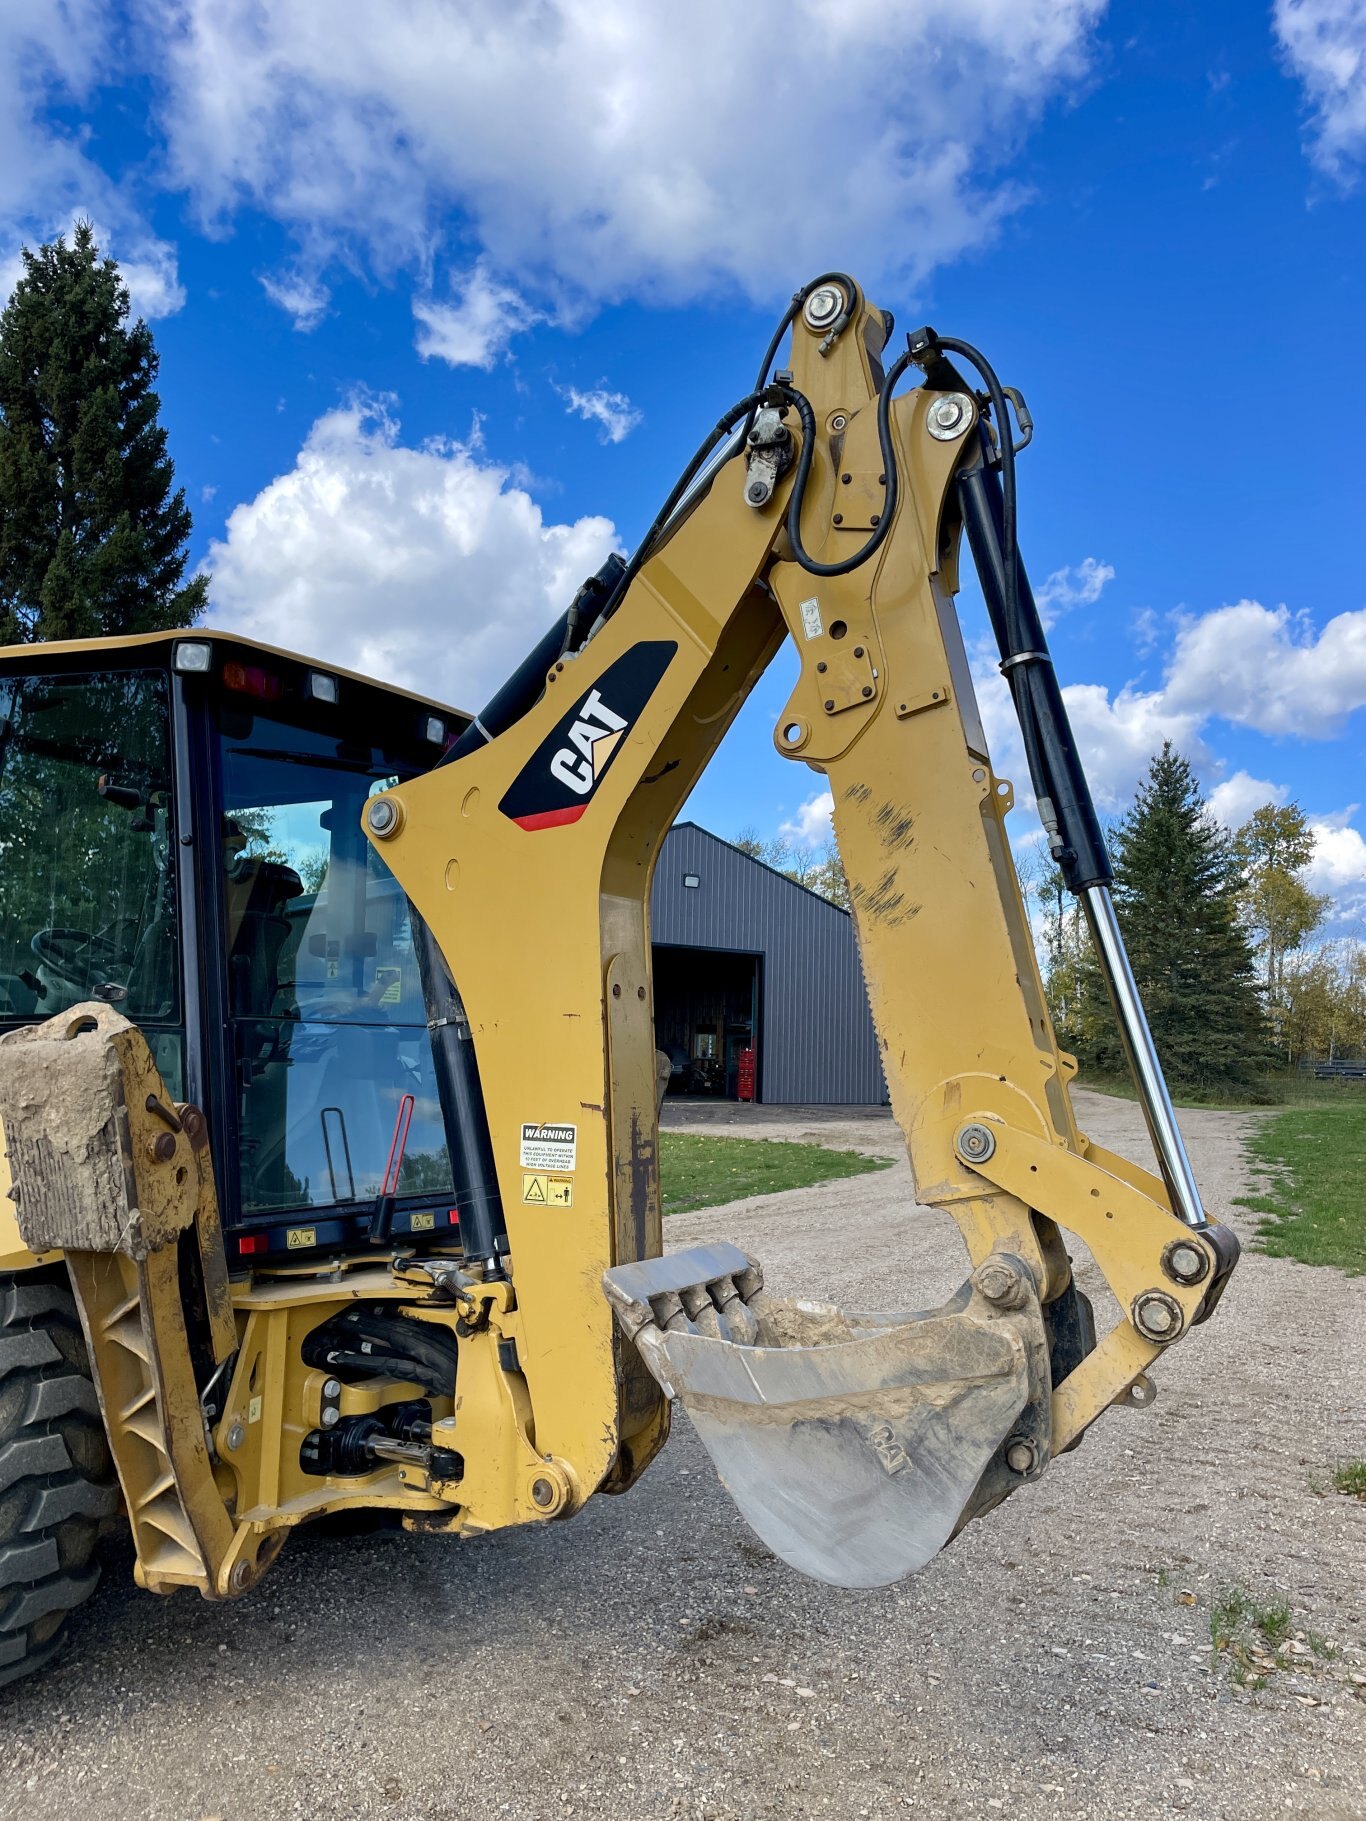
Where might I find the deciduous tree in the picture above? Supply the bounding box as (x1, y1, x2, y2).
(1233, 802, 1330, 1034)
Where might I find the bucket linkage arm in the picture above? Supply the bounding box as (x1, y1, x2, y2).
(590, 290, 1239, 1586)
(372, 276, 1238, 1585)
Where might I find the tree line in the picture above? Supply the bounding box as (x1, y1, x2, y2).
(740, 743, 1347, 1095)
(8, 231, 1353, 1097)
(1008, 745, 1343, 1092)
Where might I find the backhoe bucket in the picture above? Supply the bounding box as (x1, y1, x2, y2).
(604, 1244, 1051, 1588)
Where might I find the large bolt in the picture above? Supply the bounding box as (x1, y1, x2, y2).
(927, 393, 973, 441)
(322, 1378, 342, 1401)
(1005, 1436, 1039, 1475)
(974, 1258, 1025, 1309)
(747, 481, 770, 505)
(367, 797, 400, 838)
(956, 1121, 996, 1165)
(1162, 1240, 1209, 1286)
(802, 284, 844, 330)
(229, 1559, 253, 1594)
(531, 1476, 557, 1509)
(320, 1405, 340, 1429)
(146, 1131, 177, 1164)
(224, 1421, 245, 1453)
(1132, 1290, 1184, 1343)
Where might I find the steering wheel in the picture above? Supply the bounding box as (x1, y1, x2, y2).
(31, 927, 128, 997)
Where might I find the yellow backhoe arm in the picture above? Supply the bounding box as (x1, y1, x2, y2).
(360, 275, 1238, 1583)
(0, 276, 1236, 1608)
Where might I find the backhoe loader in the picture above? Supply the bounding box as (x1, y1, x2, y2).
(0, 275, 1237, 1684)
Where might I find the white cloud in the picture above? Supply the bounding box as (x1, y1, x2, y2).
(0, 11, 185, 319)
(779, 792, 836, 850)
(978, 595, 1366, 821)
(1305, 812, 1366, 927)
(203, 396, 619, 709)
(261, 269, 330, 331)
(1207, 771, 1289, 828)
(87, 217, 186, 318)
(143, 0, 1104, 309)
(413, 262, 540, 369)
(1161, 599, 1366, 737)
(975, 660, 1204, 817)
(559, 385, 642, 445)
(1033, 555, 1114, 628)
(1274, 0, 1366, 181)
(2, 214, 186, 320)
(0, 5, 104, 225)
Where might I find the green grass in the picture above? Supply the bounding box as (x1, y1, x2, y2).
(1207, 1583, 1335, 1690)
(1332, 1459, 1366, 1500)
(1236, 1100, 1366, 1274)
(1076, 1070, 1364, 1111)
(658, 1132, 892, 1216)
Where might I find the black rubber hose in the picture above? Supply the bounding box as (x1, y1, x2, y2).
(741, 271, 860, 441)
(594, 386, 782, 625)
(772, 347, 915, 578)
(928, 337, 1022, 649)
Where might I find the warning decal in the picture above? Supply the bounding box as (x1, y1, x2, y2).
(522, 1172, 574, 1207)
(520, 1122, 577, 1171)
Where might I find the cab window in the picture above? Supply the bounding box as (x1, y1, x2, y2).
(0, 669, 183, 1092)
(216, 702, 453, 1215)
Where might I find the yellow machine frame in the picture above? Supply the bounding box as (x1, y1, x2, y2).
(0, 276, 1236, 1603)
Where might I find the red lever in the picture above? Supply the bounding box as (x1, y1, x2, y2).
(381, 1094, 416, 1197)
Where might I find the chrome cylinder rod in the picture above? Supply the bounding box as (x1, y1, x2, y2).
(1081, 884, 1207, 1229)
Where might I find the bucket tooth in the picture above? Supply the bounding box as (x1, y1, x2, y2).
(605, 1244, 1050, 1588)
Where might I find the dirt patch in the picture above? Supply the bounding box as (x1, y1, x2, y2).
(1, 1091, 1362, 1821)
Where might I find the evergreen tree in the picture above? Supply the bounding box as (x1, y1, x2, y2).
(0, 222, 206, 643)
(1074, 744, 1267, 1090)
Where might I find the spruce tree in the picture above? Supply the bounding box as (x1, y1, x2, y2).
(0, 221, 206, 644)
(1075, 744, 1267, 1091)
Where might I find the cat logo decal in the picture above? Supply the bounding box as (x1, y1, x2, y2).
(499, 642, 676, 832)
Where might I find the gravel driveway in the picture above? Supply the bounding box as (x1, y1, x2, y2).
(2, 1091, 1363, 1821)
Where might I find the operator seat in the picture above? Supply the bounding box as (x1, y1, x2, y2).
(222, 834, 305, 1022)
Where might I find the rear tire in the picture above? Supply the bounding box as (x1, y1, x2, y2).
(0, 1270, 119, 1686)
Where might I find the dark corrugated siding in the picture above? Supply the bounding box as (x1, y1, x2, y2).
(650, 823, 885, 1105)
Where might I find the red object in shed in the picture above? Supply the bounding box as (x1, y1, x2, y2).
(736, 1047, 756, 1102)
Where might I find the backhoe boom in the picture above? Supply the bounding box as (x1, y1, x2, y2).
(0, 276, 1239, 1641)
(363, 274, 1238, 1580)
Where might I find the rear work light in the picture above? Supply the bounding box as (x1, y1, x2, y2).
(422, 714, 446, 746)
(305, 671, 339, 705)
(223, 661, 283, 702)
(173, 640, 213, 674)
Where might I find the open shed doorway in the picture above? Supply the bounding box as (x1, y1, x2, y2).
(652, 944, 761, 1101)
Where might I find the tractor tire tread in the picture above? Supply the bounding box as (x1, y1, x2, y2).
(0, 1270, 117, 1687)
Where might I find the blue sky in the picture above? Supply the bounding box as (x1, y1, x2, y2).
(6, 0, 1366, 923)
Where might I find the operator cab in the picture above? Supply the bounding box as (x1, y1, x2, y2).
(0, 630, 468, 1264)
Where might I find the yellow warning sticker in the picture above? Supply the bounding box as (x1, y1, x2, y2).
(248, 1395, 263, 1425)
(522, 1172, 574, 1207)
(286, 1225, 317, 1249)
(410, 1211, 435, 1232)
(375, 965, 402, 1006)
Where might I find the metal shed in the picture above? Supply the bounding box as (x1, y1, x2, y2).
(649, 822, 885, 1105)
